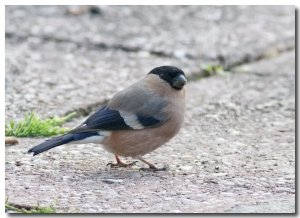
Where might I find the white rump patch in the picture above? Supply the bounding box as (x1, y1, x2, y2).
(71, 131, 112, 144)
(74, 135, 105, 144)
(99, 131, 112, 137)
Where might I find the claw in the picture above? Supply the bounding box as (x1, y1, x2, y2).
(130, 161, 139, 166)
(106, 160, 138, 169)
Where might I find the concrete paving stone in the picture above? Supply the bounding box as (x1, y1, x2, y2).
(5, 5, 295, 213)
(5, 37, 199, 120)
(5, 51, 295, 213)
(5, 6, 295, 64)
(5, 5, 295, 121)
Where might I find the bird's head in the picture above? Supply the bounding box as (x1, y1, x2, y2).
(148, 66, 187, 90)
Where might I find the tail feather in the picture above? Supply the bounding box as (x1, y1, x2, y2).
(28, 134, 74, 156)
(28, 131, 103, 156)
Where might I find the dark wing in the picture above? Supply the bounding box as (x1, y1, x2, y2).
(70, 81, 169, 134)
(69, 106, 164, 133)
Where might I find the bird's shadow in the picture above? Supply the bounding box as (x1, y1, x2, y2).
(83, 166, 171, 184)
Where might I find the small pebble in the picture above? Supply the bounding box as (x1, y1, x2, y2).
(15, 161, 22, 166)
(101, 179, 124, 184)
(5, 137, 19, 145)
(89, 6, 102, 15)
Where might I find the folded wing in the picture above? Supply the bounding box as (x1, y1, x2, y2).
(70, 82, 169, 134)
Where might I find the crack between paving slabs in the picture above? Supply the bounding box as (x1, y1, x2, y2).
(187, 46, 295, 82)
(6, 31, 294, 78)
(6, 31, 295, 121)
(5, 31, 183, 60)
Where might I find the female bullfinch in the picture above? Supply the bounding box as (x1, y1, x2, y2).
(28, 66, 187, 171)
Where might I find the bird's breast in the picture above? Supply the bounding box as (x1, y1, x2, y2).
(102, 94, 185, 157)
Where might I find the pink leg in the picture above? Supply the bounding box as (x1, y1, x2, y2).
(106, 155, 138, 168)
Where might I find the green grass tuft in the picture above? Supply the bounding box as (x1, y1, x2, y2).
(202, 64, 229, 77)
(5, 202, 56, 213)
(5, 112, 76, 137)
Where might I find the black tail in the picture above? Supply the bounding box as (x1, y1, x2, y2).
(28, 134, 74, 156)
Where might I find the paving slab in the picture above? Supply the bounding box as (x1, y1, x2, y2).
(5, 50, 295, 213)
(5, 5, 295, 121)
(5, 37, 199, 120)
(6, 6, 295, 63)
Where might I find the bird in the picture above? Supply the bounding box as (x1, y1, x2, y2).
(28, 66, 187, 171)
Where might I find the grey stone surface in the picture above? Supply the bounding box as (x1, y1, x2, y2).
(5, 5, 295, 213)
(5, 50, 295, 213)
(5, 37, 198, 120)
(5, 5, 295, 120)
(5, 6, 294, 63)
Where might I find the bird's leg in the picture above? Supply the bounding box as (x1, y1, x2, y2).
(115, 155, 124, 165)
(138, 157, 168, 171)
(106, 155, 138, 168)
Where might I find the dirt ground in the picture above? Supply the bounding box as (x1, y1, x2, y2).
(5, 6, 295, 213)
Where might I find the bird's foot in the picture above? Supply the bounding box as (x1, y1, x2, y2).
(106, 161, 138, 168)
(106, 155, 138, 169)
(137, 156, 168, 172)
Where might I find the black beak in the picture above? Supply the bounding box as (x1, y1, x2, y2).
(172, 75, 187, 89)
